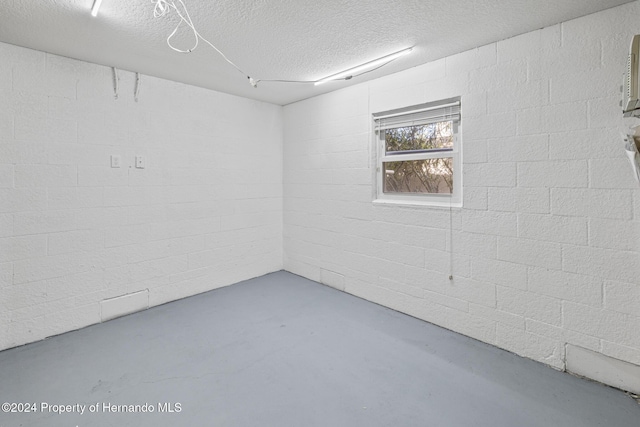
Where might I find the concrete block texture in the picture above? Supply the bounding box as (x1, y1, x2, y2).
(283, 1, 640, 384)
(0, 44, 283, 351)
(1, 0, 639, 397)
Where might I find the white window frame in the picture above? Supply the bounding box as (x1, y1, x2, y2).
(373, 98, 462, 207)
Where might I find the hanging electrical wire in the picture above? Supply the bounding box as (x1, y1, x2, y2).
(152, 0, 311, 87)
(151, 0, 408, 88)
(134, 72, 141, 102)
(153, 1, 244, 72)
(111, 67, 119, 99)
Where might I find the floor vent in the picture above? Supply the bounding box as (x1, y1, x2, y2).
(566, 344, 640, 394)
(100, 290, 149, 322)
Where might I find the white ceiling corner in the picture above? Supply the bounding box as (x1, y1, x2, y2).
(0, 0, 634, 105)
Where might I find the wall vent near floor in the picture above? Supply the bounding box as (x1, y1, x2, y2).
(100, 290, 149, 322)
(566, 344, 640, 394)
(320, 269, 345, 291)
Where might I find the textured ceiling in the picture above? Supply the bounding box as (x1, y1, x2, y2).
(0, 0, 634, 105)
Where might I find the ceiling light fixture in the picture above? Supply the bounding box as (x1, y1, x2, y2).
(314, 47, 414, 86)
(91, 0, 103, 17)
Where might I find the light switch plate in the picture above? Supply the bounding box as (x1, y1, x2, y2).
(135, 155, 146, 169)
(110, 155, 121, 168)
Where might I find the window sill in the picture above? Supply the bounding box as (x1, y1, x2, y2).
(373, 198, 462, 209)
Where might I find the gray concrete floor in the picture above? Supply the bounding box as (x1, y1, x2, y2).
(1, 271, 639, 427)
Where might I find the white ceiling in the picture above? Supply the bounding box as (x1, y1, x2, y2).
(0, 0, 634, 105)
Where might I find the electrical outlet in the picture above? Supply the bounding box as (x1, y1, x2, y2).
(110, 155, 121, 168)
(135, 155, 146, 169)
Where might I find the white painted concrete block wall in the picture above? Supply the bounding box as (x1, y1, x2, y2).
(284, 3, 640, 371)
(0, 43, 283, 350)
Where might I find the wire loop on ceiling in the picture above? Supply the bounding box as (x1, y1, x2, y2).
(151, 0, 409, 88)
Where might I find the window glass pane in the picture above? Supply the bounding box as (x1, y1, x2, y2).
(383, 158, 453, 194)
(385, 121, 453, 153)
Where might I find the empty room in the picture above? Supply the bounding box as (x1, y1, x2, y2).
(1, 0, 640, 426)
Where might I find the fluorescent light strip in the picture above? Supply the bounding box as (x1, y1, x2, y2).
(91, 0, 103, 17)
(314, 47, 413, 86)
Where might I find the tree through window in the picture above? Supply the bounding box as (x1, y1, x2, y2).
(374, 99, 461, 206)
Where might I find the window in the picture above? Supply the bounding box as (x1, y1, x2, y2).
(373, 98, 461, 207)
